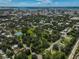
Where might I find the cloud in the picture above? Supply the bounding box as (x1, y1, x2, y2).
(36, 0, 52, 4)
(0, 0, 12, 4)
(0, 0, 12, 3)
(7, 0, 53, 7)
(0, 0, 12, 6)
(0, 0, 79, 7)
(52, 2, 79, 6)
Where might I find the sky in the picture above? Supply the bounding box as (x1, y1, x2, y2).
(0, 0, 79, 7)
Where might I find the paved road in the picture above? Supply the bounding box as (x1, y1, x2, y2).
(68, 38, 79, 59)
(46, 27, 72, 51)
(46, 39, 62, 51)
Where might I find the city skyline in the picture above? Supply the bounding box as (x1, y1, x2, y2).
(0, 0, 79, 7)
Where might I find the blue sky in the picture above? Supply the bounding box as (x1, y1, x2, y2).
(0, 0, 79, 7)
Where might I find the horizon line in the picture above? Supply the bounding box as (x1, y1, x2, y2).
(0, 6, 79, 8)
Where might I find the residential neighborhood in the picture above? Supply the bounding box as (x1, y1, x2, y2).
(0, 7, 79, 59)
